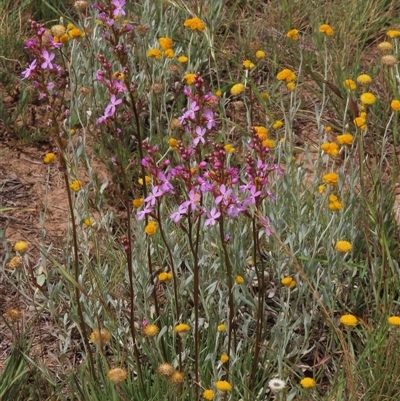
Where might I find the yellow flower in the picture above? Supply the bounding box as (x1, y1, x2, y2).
(175, 323, 190, 333)
(243, 59, 255, 70)
(343, 79, 356, 91)
(300, 377, 316, 388)
(215, 90, 222, 97)
(83, 218, 94, 227)
(69, 28, 84, 38)
(322, 173, 338, 186)
(286, 82, 296, 91)
(360, 92, 376, 105)
(158, 272, 173, 281)
(169, 371, 184, 384)
(43, 153, 56, 164)
(224, 144, 235, 153)
(184, 17, 205, 31)
(143, 324, 159, 337)
(321, 142, 339, 157)
(272, 120, 283, 129)
(138, 176, 151, 185)
(158, 37, 173, 50)
(69, 128, 76, 135)
(203, 389, 215, 400)
(318, 185, 326, 194)
(147, 48, 162, 59)
(337, 133, 353, 145)
(276, 68, 296, 83)
(132, 198, 144, 208)
(145, 221, 157, 235)
(287, 29, 299, 41)
(220, 353, 229, 363)
(235, 275, 244, 284)
(70, 179, 82, 192)
(7, 256, 23, 270)
(340, 314, 358, 326)
(60, 33, 70, 43)
(231, 83, 245, 96)
(108, 368, 128, 384)
(357, 74, 372, 85)
(325, 125, 332, 133)
(328, 195, 343, 211)
(185, 73, 196, 85)
(215, 381, 232, 391)
(336, 240, 352, 253)
(14, 241, 28, 254)
(387, 30, 400, 39)
(281, 277, 296, 288)
(262, 139, 276, 149)
(178, 55, 188, 63)
(168, 138, 178, 150)
(4, 308, 22, 322)
(388, 316, 400, 326)
(90, 329, 111, 344)
(164, 49, 175, 58)
(377, 41, 393, 51)
(391, 100, 400, 111)
(254, 126, 268, 140)
(158, 363, 174, 376)
(261, 92, 269, 99)
(319, 24, 333, 36)
(217, 323, 226, 332)
(354, 116, 367, 130)
(255, 50, 265, 59)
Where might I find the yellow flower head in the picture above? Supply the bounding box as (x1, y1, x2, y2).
(360, 92, 376, 105)
(69, 28, 84, 38)
(261, 92, 269, 100)
(164, 49, 175, 58)
(272, 120, 283, 129)
(169, 371, 184, 384)
(235, 275, 244, 284)
(158, 37, 173, 50)
(70, 179, 82, 192)
(262, 139, 276, 149)
(322, 173, 339, 186)
(202, 389, 215, 400)
(108, 368, 128, 384)
(318, 185, 326, 194)
(168, 138, 178, 150)
(300, 377, 316, 388)
(14, 241, 29, 254)
(90, 328, 111, 344)
(231, 83, 245, 96)
(340, 314, 358, 326)
(391, 100, 400, 111)
(354, 116, 367, 130)
(388, 316, 400, 326)
(157, 363, 174, 376)
(184, 17, 205, 31)
(287, 29, 299, 41)
(255, 50, 265, 59)
(287, 82, 296, 91)
(319, 24, 334, 35)
(178, 55, 188, 63)
(147, 48, 162, 59)
(281, 276, 296, 288)
(243, 59, 255, 70)
(175, 323, 190, 333)
(377, 41, 393, 51)
(220, 353, 229, 363)
(336, 240, 352, 253)
(132, 198, 144, 208)
(145, 221, 157, 235)
(158, 272, 173, 281)
(143, 324, 159, 337)
(217, 323, 226, 332)
(185, 73, 196, 85)
(387, 30, 400, 39)
(83, 218, 94, 227)
(337, 133, 353, 145)
(7, 256, 23, 270)
(138, 176, 151, 185)
(215, 381, 232, 391)
(276, 68, 296, 83)
(215, 90, 222, 97)
(357, 74, 372, 85)
(43, 153, 56, 164)
(328, 195, 343, 211)
(254, 126, 268, 140)
(224, 144, 235, 153)
(321, 142, 339, 157)
(343, 79, 356, 91)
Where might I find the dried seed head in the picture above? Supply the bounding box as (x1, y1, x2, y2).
(157, 363, 174, 377)
(5, 308, 22, 322)
(381, 55, 398, 66)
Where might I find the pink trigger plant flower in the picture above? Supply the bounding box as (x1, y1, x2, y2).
(22, 59, 37, 79)
(112, 0, 126, 17)
(41, 50, 55, 69)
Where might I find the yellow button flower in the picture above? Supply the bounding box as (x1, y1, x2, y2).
(145, 221, 157, 235)
(335, 240, 352, 253)
(43, 153, 56, 164)
(184, 73, 196, 85)
(202, 389, 215, 400)
(143, 324, 159, 337)
(217, 323, 226, 332)
(235, 275, 244, 284)
(357, 74, 372, 85)
(132, 198, 144, 208)
(215, 380, 232, 391)
(14, 241, 29, 254)
(174, 323, 190, 333)
(281, 276, 296, 288)
(391, 100, 400, 111)
(360, 92, 376, 105)
(300, 377, 316, 388)
(339, 314, 358, 326)
(177, 55, 188, 63)
(183, 17, 205, 31)
(322, 173, 339, 186)
(158, 37, 173, 50)
(321, 142, 339, 157)
(70, 179, 82, 192)
(343, 79, 356, 91)
(147, 48, 162, 59)
(255, 50, 265, 59)
(230, 83, 245, 96)
(287, 29, 299, 41)
(337, 133, 353, 145)
(388, 316, 400, 326)
(319, 24, 334, 36)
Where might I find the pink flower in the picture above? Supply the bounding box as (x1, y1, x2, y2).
(205, 207, 220, 226)
(21, 59, 37, 79)
(104, 94, 123, 118)
(112, 0, 126, 17)
(41, 50, 55, 69)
